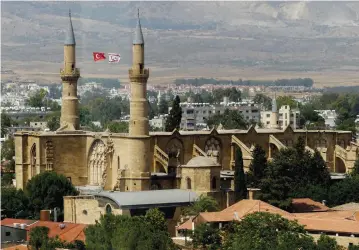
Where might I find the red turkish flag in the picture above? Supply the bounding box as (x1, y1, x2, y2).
(93, 52, 106, 62)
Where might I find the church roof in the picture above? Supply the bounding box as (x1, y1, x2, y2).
(64, 10, 76, 46)
(184, 156, 219, 167)
(94, 189, 198, 209)
(133, 9, 144, 45)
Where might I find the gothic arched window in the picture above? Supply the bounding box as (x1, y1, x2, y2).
(105, 204, 112, 214)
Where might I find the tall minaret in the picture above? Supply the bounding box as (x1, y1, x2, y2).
(127, 9, 150, 191)
(269, 93, 279, 129)
(59, 10, 80, 131)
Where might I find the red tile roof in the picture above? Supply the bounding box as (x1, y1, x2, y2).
(177, 199, 359, 234)
(1, 218, 87, 243)
(292, 198, 329, 213)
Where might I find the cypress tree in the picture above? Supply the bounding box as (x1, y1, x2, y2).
(234, 148, 247, 201)
(165, 95, 182, 132)
(248, 144, 267, 187)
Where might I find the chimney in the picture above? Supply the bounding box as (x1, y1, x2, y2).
(40, 210, 51, 221)
(322, 200, 327, 206)
(247, 188, 261, 200)
(13, 223, 20, 228)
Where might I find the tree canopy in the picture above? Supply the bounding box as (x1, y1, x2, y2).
(26, 171, 78, 218)
(85, 210, 176, 250)
(223, 212, 316, 250)
(234, 148, 247, 201)
(207, 109, 248, 129)
(165, 95, 182, 132)
(182, 194, 219, 216)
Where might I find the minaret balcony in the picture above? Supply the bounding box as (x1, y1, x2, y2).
(60, 68, 80, 81)
(129, 68, 149, 82)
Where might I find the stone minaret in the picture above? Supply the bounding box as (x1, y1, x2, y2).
(127, 10, 150, 191)
(59, 10, 80, 131)
(270, 94, 279, 129)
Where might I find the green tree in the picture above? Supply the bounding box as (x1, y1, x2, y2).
(26, 172, 78, 218)
(259, 137, 331, 211)
(145, 208, 168, 232)
(234, 148, 247, 201)
(46, 111, 61, 131)
(351, 159, 359, 176)
(1, 137, 15, 185)
(247, 144, 267, 187)
(1, 137, 15, 161)
(1, 112, 12, 136)
(165, 95, 182, 132)
(79, 106, 92, 126)
(85, 213, 176, 250)
(223, 212, 316, 250)
(26, 89, 48, 108)
(1, 187, 30, 218)
(253, 94, 272, 110)
(328, 174, 359, 206)
(276, 96, 297, 109)
(183, 194, 219, 216)
(349, 243, 359, 250)
(300, 104, 326, 129)
(317, 234, 343, 250)
(192, 223, 222, 250)
(106, 121, 129, 133)
(158, 95, 169, 114)
(29, 226, 50, 250)
(207, 109, 248, 129)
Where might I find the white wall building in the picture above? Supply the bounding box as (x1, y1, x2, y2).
(315, 110, 337, 129)
(261, 104, 300, 129)
(169, 97, 261, 131)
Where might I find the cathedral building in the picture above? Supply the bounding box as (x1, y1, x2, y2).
(14, 11, 358, 208)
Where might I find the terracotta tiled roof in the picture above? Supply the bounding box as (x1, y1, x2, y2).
(291, 198, 329, 212)
(221, 199, 293, 219)
(1, 218, 87, 243)
(331, 203, 359, 211)
(296, 217, 359, 234)
(177, 218, 193, 230)
(177, 199, 359, 235)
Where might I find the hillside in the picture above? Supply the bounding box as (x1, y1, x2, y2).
(1, 1, 359, 86)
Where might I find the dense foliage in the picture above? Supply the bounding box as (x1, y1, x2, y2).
(207, 109, 249, 129)
(222, 212, 343, 250)
(85, 209, 176, 250)
(26, 171, 79, 219)
(182, 194, 219, 216)
(247, 144, 267, 187)
(192, 223, 222, 250)
(1, 172, 78, 220)
(165, 95, 182, 132)
(29, 226, 84, 250)
(234, 148, 247, 201)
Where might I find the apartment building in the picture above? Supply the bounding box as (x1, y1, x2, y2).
(261, 105, 300, 129)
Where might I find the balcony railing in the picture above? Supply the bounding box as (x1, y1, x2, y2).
(60, 68, 80, 78)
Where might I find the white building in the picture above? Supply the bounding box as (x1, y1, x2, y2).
(315, 110, 337, 129)
(261, 104, 300, 129)
(150, 115, 167, 130)
(169, 97, 261, 131)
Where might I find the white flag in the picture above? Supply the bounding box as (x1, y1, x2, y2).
(108, 53, 121, 63)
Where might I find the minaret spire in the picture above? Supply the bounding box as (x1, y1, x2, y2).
(133, 8, 144, 45)
(59, 10, 80, 131)
(65, 9, 76, 45)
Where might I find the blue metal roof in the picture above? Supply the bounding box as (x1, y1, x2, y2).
(64, 10, 76, 46)
(133, 9, 144, 45)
